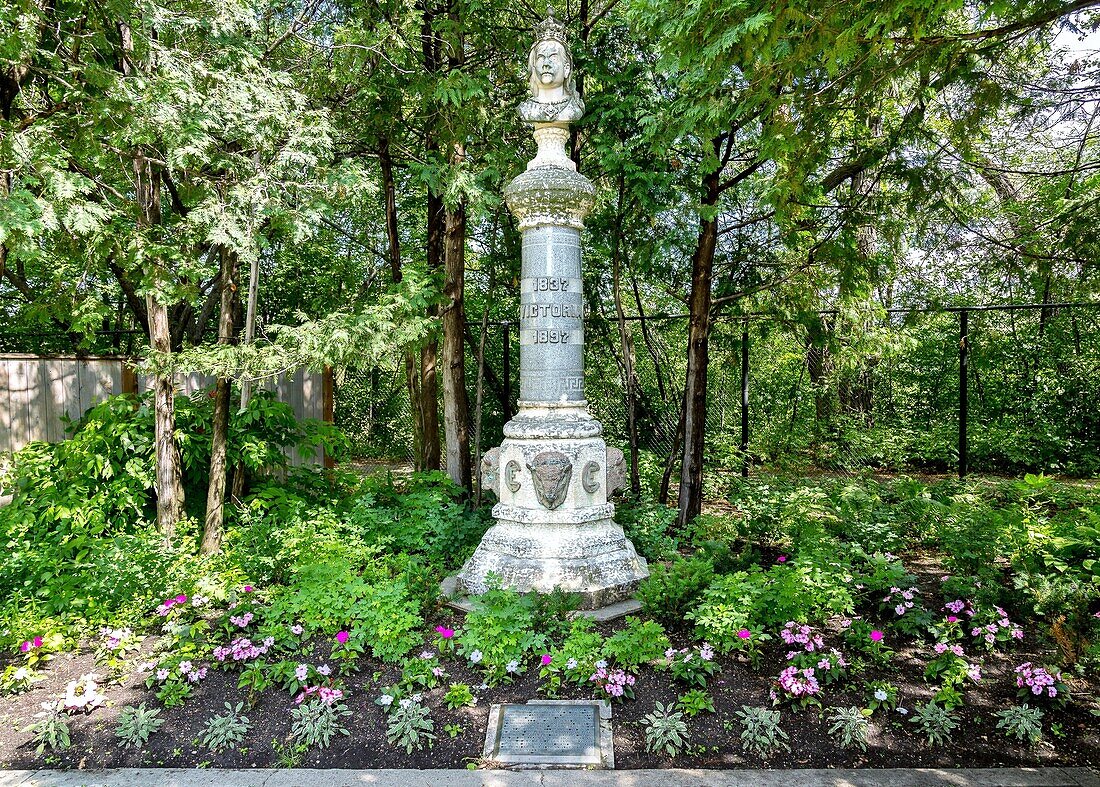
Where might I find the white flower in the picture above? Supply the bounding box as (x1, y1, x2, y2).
(469, 649, 483, 664)
(377, 694, 394, 707)
(399, 698, 413, 709)
(420, 650, 434, 660)
(13, 667, 30, 682)
(594, 660, 607, 670)
(566, 658, 578, 670)
(874, 689, 888, 701)
(505, 660, 520, 673)
(62, 674, 106, 712)
(897, 707, 908, 715)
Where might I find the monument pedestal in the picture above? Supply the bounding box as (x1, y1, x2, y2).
(456, 405, 647, 609)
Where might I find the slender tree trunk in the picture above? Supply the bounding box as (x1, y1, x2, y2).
(137, 157, 184, 544)
(442, 174, 472, 490)
(676, 156, 720, 529)
(201, 246, 238, 555)
(231, 250, 259, 501)
(379, 135, 425, 465)
(121, 20, 183, 543)
(421, 189, 444, 472)
(610, 175, 641, 495)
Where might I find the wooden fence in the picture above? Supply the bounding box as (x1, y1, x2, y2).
(0, 355, 332, 466)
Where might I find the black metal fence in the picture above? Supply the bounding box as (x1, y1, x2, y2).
(337, 302, 1100, 479)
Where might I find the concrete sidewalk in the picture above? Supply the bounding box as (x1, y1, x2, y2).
(0, 769, 1097, 787)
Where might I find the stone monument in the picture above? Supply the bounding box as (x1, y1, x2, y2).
(455, 10, 649, 609)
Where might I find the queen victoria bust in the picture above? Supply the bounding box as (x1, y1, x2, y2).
(518, 11, 585, 125)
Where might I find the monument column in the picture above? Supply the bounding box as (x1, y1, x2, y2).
(456, 11, 648, 608)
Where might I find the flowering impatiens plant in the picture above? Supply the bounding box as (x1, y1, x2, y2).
(61, 673, 107, 713)
(771, 665, 822, 709)
(589, 665, 636, 701)
(780, 622, 825, 653)
(400, 651, 445, 691)
(1015, 663, 1068, 704)
(331, 630, 365, 675)
(969, 606, 1024, 650)
(925, 643, 982, 709)
(663, 644, 720, 688)
(865, 680, 899, 714)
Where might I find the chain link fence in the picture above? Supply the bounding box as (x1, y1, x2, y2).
(337, 303, 1100, 478)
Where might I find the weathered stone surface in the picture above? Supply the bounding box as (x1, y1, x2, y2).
(606, 446, 626, 496)
(481, 447, 501, 496)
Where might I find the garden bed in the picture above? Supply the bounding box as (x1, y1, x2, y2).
(1, 600, 1097, 771)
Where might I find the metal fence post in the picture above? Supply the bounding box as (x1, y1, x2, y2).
(959, 309, 969, 479)
(741, 325, 750, 478)
(502, 322, 512, 423)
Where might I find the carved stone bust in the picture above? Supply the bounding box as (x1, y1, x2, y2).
(518, 12, 585, 125)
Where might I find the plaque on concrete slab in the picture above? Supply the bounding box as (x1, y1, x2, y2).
(483, 699, 613, 769)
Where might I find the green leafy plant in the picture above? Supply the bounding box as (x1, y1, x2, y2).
(637, 557, 714, 626)
(910, 702, 958, 746)
(386, 701, 436, 753)
(603, 617, 670, 670)
(115, 703, 165, 749)
(677, 689, 715, 717)
(827, 706, 871, 751)
(995, 704, 1044, 743)
(199, 702, 251, 753)
(443, 683, 475, 709)
(456, 582, 546, 684)
(289, 699, 352, 750)
(24, 709, 71, 755)
(642, 701, 689, 757)
(865, 680, 899, 714)
(733, 705, 790, 758)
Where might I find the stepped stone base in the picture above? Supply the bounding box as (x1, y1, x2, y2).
(455, 516, 648, 610)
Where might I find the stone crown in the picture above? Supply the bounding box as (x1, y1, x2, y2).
(534, 11, 568, 46)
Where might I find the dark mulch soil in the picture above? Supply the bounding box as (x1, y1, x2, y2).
(2, 557, 1098, 770)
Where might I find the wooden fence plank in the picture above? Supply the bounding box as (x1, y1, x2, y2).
(43, 359, 73, 442)
(0, 362, 11, 455)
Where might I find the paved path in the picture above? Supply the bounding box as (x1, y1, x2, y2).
(0, 769, 1096, 787)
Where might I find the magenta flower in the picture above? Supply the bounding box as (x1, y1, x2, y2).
(541, 654, 552, 666)
(336, 630, 349, 644)
(33, 636, 42, 648)
(243, 585, 254, 593)
(870, 630, 883, 642)
(435, 626, 454, 639)
(175, 594, 187, 604)
(19, 641, 30, 653)
(947, 616, 958, 623)
(737, 629, 751, 639)
(777, 555, 787, 563)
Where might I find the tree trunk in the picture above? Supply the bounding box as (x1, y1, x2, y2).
(442, 176, 472, 491)
(379, 135, 425, 465)
(676, 157, 720, 530)
(610, 175, 641, 495)
(420, 189, 444, 472)
(201, 246, 238, 555)
(231, 249, 259, 501)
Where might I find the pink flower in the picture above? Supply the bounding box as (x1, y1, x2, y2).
(243, 585, 253, 593)
(32, 636, 42, 648)
(336, 631, 349, 644)
(737, 629, 751, 640)
(175, 594, 187, 604)
(541, 654, 552, 666)
(870, 630, 883, 642)
(777, 555, 787, 563)
(19, 641, 30, 653)
(947, 616, 958, 623)
(435, 626, 454, 639)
